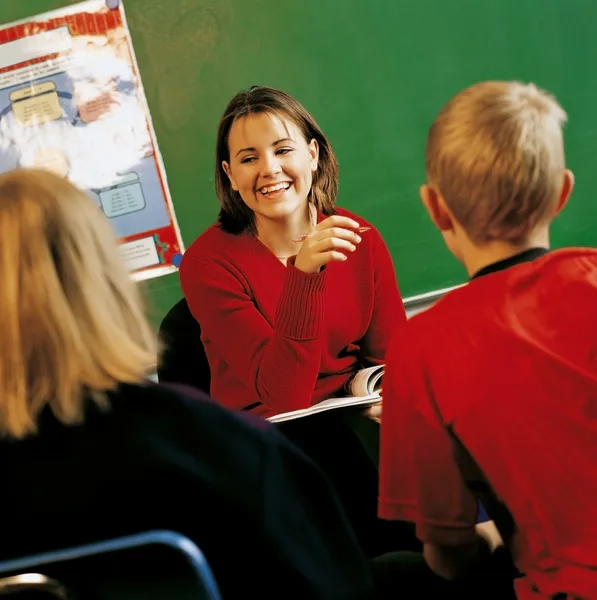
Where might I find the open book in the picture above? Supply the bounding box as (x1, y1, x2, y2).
(267, 365, 384, 424)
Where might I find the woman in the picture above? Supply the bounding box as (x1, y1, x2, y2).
(179, 86, 415, 557)
(0, 168, 376, 599)
(179, 85, 405, 415)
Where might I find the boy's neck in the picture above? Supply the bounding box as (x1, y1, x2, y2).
(461, 227, 550, 278)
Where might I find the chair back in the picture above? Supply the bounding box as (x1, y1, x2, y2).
(157, 298, 211, 394)
(0, 530, 221, 600)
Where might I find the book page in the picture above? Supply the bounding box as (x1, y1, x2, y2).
(349, 364, 384, 396)
(268, 393, 381, 424)
(268, 365, 385, 424)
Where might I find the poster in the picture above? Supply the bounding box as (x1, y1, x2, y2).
(0, 0, 184, 280)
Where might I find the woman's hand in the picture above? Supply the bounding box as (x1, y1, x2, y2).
(363, 402, 382, 424)
(294, 215, 363, 274)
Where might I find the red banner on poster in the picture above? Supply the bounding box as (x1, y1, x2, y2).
(0, 0, 184, 280)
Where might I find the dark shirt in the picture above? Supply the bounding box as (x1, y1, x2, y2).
(0, 382, 374, 599)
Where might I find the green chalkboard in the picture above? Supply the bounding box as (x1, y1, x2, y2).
(2, 0, 597, 327)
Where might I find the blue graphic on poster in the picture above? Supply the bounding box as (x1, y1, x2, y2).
(0, 2, 184, 280)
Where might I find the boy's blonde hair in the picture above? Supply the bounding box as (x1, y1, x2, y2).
(0, 169, 156, 440)
(426, 81, 567, 244)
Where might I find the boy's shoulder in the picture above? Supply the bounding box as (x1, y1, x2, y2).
(407, 247, 597, 337)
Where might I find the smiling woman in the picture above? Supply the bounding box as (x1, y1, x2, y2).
(176, 86, 416, 559)
(221, 111, 320, 245)
(180, 85, 405, 414)
(214, 87, 337, 239)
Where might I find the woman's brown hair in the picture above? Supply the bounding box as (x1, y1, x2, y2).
(215, 86, 339, 234)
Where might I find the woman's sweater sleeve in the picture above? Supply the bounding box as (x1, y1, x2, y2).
(360, 228, 406, 365)
(180, 254, 326, 413)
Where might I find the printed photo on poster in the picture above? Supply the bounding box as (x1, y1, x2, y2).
(0, 0, 184, 280)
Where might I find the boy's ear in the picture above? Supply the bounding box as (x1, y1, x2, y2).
(554, 169, 574, 216)
(420, 184, 454, 232)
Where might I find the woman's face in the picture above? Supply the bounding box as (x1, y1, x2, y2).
(223, 112, 319, 225)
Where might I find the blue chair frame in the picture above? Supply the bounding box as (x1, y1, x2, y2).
(0, 530, 221, 600)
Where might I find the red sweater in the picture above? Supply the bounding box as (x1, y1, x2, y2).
(179, 207, 405, 417)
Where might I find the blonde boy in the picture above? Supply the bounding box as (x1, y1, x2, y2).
(380, 81, 597, 599)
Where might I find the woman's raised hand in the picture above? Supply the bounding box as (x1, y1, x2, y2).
(294, 215, 364, 274)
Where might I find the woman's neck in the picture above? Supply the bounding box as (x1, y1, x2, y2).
(256, 203, 315, 261)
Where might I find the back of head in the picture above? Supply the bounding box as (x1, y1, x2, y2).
(425, 81, 567, 244)
(0, 169, 156, 439)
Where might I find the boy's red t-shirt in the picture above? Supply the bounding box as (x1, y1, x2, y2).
(380, 248, 597, 599)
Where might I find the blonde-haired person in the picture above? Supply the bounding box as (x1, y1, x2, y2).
(0, 169, 377, 600)
(379, 81, 597, 599)
(179, 86, 415, 558)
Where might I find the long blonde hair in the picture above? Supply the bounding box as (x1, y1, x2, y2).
(0, 169, 156, 439)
